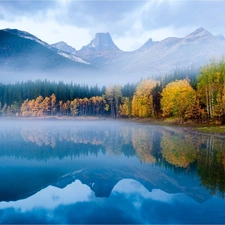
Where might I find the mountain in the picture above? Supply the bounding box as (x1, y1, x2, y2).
(0, 29, 95, 74)
(182, 27, 214, 43)
(3, 28, 51, 49)
(105, 27, 225, 76)
(137, 38, 158, 52)
(76, 32, 125, 66)
(51, 41, 76, 54)
(81, 32, 119, 51)
(1, 27, 225, 83)
(3, 29, 91, 65)
(215, 34, 225, 42)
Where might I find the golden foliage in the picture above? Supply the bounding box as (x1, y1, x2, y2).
(161, 79, 196, 119)
(119, 97, 131, 117)
(132, 79, 159, 117)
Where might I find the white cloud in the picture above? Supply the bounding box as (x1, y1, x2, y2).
(1, 0, 225, 51)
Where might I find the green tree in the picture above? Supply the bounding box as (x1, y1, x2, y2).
(197, 59, 225, 120)
(2, 103, 7, 116)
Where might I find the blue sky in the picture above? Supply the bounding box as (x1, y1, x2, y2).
(0, 0, 225, 51)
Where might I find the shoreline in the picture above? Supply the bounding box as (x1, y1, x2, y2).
(1, 115, 225, 136)
(120, 117, 225, 136)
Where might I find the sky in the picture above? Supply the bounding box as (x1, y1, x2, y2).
(0, 0, 225, 51)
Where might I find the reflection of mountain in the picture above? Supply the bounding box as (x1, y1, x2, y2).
(0, 120, 225, 202)
(0, 153, 211, 203)
(54, 166, 213, 203)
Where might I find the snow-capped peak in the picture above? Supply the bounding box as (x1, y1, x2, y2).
(3, 28, 91, 66)
(3, 28, 50, 48)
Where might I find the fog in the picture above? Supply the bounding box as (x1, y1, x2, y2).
(0, 118, 134, 140)
(0, 69, 152, 86)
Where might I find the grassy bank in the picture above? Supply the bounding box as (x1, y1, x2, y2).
(193, 126, 225, 134)
(122, 117, 225, 135)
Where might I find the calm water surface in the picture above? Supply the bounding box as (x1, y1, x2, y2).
(0, 119, 225, 224)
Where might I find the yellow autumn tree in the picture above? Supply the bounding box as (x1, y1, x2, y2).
(119, 97, 131, 117)
(132, 79, 159, 117)
(161, 79, 196, 119)
(70, 99, 78, 116)
(50, 94, 57, 115)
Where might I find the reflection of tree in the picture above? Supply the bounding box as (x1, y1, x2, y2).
(1, 122, 225, 197)
(103, 129, 124, 156)
(160, 129, 225, 197)
(161, 132, 197, 168)
(21, 128, 56, 148)
(197, 136, 225, 198)
(131, 127, 156, 163)
(20, 123, 137, 158)
(0, 123, 137, 160)
(21, 128, 105, 148)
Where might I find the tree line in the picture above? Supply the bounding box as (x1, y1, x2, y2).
(0, 79, 136, 106)
(1, 60, 224, 122)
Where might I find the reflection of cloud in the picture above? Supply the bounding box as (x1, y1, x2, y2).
(0, 178, 225, 224)
(0, 180, 93, 212)
(112, 179, 173, 203)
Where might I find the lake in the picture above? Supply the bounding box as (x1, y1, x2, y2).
(0, 119, 225, 224)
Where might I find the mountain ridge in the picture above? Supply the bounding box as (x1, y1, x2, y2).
(75, 32, 125, 65)
(1, 27, 225, 83)
(102, 27, 225, 76)
(137, 38, 158, 52)
(51, 41, 76, 54)
(1, 29, 93, 67)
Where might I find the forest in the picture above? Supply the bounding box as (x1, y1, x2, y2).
(0, 59, 225, 122)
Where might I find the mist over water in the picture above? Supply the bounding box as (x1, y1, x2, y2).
(0, 118, 225, 224)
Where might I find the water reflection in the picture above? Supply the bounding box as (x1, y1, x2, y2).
(0, 119, 225, 223)
(0, 178, 225, 224)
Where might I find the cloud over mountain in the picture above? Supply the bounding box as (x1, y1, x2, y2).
(1, 0, 225, 51)
(2, 26, 225, 85)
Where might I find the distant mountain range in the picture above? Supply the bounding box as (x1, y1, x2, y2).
(1, 27, 225, 82)
(53, 27, 225, 76)
(0, 29, 96, 74)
